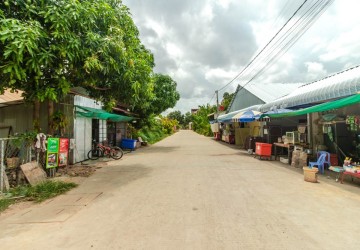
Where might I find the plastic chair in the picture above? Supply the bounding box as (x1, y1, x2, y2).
(317, 151, 331, 168)
(309, 153, 327, 174)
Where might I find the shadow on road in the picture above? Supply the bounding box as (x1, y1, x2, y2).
(137, 145, 180, 153)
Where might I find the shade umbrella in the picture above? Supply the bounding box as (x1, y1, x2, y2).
(232, 110, 262, 122)
(231, 111, 246, 122)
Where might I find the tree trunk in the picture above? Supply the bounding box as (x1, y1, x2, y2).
(33, 100, 40, 132)
(48, 100, 54, 135)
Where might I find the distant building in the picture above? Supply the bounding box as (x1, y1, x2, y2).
(191, 109, 199, 114)
(227, 82, 303, 113)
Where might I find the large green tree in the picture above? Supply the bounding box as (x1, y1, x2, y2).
(133, 73, 180, 120)
(221, 92, 235, 111)
(191, 104, 216, 136)
(151, 73, 180, 114)
(0, 0, 153, 109)
(167, 110, 184, 125)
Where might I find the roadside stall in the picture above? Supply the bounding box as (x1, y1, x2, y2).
(230, 105, 263, 149)
(217, 110, 243, 145)
(264, 94, 360, 172)
(257, 110, 307, 164)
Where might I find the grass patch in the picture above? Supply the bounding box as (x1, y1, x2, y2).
(0, 180, 77, 212)
(138, 130, 170, 144)
(0, 199, 15, 213)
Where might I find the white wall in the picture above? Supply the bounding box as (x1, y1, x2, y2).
(73, 117, 92, 162)
(73, 96, 105, 162)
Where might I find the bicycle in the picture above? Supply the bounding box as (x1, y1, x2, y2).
(87, 141, 123, 160)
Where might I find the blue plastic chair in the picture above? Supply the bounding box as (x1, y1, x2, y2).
(309, 153, 327, 174)
(317, 151, 331, 169)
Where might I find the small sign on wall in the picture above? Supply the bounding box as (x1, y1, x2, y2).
(58, 138, 69, 166)
(46, 138, 59, 169)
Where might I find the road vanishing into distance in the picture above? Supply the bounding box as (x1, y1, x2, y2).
(1, 130, 360, 249)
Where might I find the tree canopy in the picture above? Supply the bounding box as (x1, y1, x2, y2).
(221, 92, 235, 111)
(150, 74, 180, 114)
(167, 110, 184, 125)
(0, 0, 177, 115)
(191, 104, 216, 136)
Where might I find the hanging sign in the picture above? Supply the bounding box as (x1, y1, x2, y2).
(46, 138, 59, 169)
(58, 138, 69, 167)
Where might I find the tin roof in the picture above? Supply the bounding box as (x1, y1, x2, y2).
(242, 82, 304, 103)
(260, 65, 360, 112)
(0, 89, 24, 107)
(227, 82, 303, 113)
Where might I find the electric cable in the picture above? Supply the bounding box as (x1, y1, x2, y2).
(208, 92, 216, 105)
(218, 0, 309, 92)
(243, 0, 334, 85)
(223, 0, 334, 110)
(243, 0, 331, 84)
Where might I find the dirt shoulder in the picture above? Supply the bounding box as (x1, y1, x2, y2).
(0, 159, 110, 218)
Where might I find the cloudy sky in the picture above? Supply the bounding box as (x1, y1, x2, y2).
(122, 0, 360, 114)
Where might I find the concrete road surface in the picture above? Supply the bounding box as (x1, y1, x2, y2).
(1, 130, 360, 249)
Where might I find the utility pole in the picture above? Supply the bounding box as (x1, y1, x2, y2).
(215, 90, 219, 119)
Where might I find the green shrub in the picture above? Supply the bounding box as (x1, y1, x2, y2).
(0, 180, 78, 213)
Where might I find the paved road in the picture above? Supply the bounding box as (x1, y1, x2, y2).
(1, 130, 360, 249)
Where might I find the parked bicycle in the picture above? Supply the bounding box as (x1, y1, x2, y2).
(87, 141, 123, 160)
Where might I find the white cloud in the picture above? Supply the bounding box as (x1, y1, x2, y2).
(305, 62, 327, 81)
(165, 42, 183, 59)
(144, 19, 166, 38)
(319, 31, 360, 62)
(205, 68, 233, 82)
(124, 0, 360, 114)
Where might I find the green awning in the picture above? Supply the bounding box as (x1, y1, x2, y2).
(266, 94, 360, 118)
(75, 105, 134, 122)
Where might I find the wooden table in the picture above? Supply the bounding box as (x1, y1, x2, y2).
(340, 171, 360, 184)
(273, 142, 294, 164)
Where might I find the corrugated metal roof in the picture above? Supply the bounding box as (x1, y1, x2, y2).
(226, 82, 303, 114)
(0, 89, 24, 107)
(243, 82, 304, 103)
(260, 65, 360, 112)
(218, 104, 262, 123)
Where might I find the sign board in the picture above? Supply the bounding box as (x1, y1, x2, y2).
(58, 138, 69, 166)
(46, 138, 59, 169)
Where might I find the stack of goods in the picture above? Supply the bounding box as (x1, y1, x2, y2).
(346, 115, 360, 132)
(299, 151, 308, 168)
(343, 157, 360, 173)
(291, 150, 308, 168)
(291, 149, 301, 168)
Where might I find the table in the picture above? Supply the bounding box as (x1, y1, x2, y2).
(340, 171, 360, 184)
(222, 135, 235, 144)
(329, 166, 344, 182)
(273, 142, 294, 164)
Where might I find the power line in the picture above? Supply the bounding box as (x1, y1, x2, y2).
(208, 92, 216, 105)
(239, 0, 334, 91)
(243, 0, 333, 85)
(218, 0, 309, 92)
(223, 0, 334, 111)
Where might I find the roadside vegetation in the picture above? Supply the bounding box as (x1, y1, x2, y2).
(131, 115, 178, 144)
(165, 92, 234, 137)
(0, 0, 180, 134)
(0, 181, 77, 213)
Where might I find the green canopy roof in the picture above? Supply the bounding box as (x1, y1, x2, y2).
(75, 105, 134, 122)
(265, 94, 360, 118)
